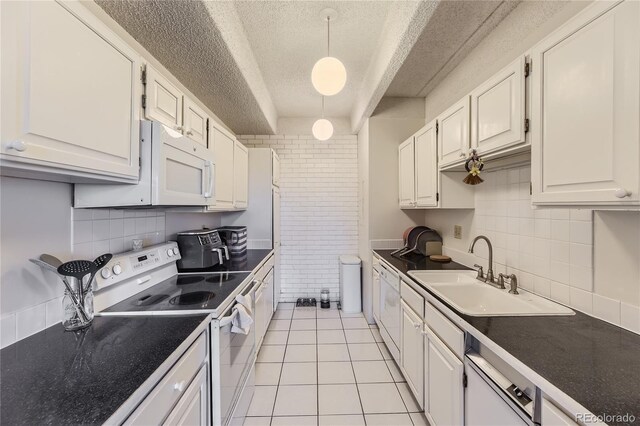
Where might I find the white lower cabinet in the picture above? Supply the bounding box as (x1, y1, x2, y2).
(164, 366, 209, 426)
(372, 267, 381, 322)
(425, 327, 464, 426)
(400, 301, 424, 409)
(125, 332, 209, 425)
(254, 283, 266, 348)
(263, 269, 275, 325)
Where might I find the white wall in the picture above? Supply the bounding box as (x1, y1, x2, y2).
(357, 97, 426, 322)
(238, 134, 359, 303)
(0, 176, 223, 348)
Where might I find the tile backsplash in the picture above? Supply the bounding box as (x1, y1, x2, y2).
(438, 165, 640, 335)
(72, 208, 167, 258)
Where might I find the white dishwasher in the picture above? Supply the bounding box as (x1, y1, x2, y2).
(465, 352, 535, 425)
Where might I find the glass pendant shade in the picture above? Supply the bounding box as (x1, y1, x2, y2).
(311, 57, 347, 96)
(312, 118, 334, 141)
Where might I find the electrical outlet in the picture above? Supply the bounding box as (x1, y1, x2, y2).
(454, 225, 462, 239)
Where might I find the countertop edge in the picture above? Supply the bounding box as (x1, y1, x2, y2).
(372, 250, 606, 424)
(105, 314, 212, 424)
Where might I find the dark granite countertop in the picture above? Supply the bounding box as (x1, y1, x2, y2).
(1, 315, 209, 426)
(373, 249, 640, 425)
(373, 249, 471, 273)
(178, 249, 273, 273)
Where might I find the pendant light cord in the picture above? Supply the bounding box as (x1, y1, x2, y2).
(322, 96, 325, 118)
(327, 17, 330, 57)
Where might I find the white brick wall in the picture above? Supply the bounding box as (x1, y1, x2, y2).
(239, 134, 359, 303)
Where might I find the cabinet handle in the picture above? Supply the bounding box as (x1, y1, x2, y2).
(413, 322, 422, 330)
(186, 130, 194, 136)
(175, 125, 183, 132)
(614, 188, 631, 198)
(173, 381, 186, 392)
(5, 141, 27, 152)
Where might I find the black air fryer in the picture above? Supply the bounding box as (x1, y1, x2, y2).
(176, 229, 229, 271)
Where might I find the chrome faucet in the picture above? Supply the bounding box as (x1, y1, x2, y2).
(499, 273, 519, 295)
(468, 235, 502, 287)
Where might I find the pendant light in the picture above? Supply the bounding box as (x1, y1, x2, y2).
(311, 9, 347, 96)
(312, 97, 334, 141)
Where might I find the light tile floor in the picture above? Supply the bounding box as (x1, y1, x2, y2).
(246, 303, 429, 426)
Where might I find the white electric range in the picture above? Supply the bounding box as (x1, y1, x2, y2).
(94, 242, 258, 426)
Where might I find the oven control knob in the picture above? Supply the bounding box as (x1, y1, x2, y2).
(112, 264, 123, 275)
(172, 247, 179, 256)
(167, 249, 174, 257)
(101, 268, 111, 279)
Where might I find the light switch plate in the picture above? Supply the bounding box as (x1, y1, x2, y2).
(454, 225, 462, 239)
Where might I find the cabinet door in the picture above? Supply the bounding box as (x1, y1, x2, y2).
(415, 122, 438, 207)
(211, 127, 235, 209)
(372, 270, 381, 321)
(531, 1, 640, 205)
(1, 1, 140, 180)
(145, 65, 184, 131)
(254, 285, 265, 347)
(272, 151, 281, 187)
(183, 97, 208, 147)
(399, 137, 416, 208)
(438, 97, 470, 167)
(163, 366, 210, 426)
(233, 141, 249, 209)
(401, 301, 424, 409)
(263, 270, 275, 325)
(471, 56, 526, 155)
(426, 328, 463, 426)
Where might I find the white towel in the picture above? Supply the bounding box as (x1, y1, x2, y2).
(231, 294, 254, 334)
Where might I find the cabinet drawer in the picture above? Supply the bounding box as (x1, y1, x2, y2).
(125, 332, 208, 425)
(401, 281, 424, 317)
(424, 302, 464, 359)
(372, 256, 381, 272)
(255, 256, 275, 282)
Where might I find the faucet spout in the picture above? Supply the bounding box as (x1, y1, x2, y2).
(468, 235, 495, 284)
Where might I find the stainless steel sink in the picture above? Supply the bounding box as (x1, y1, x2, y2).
(408, 271, 574, 317)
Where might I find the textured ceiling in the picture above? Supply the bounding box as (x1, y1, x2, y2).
(96, 0, 520, 135)
(233, 1, 394, 119)
(386, 1, 521, 97)
(95, 0, 277, 135)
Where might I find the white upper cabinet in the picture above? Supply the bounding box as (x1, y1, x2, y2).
(1, 1, 140, 182)
(144, 65, 184, 131)
(233, 141, 249, 209)
(183, 98, 209, 147)
(211, 127, 235, 209)
(438, 96, 470, 168)
(471, 56, 527, 156)
(531, 0, 640, 206)
(415, 122, 438, 207)
(399, 137, 416, 208)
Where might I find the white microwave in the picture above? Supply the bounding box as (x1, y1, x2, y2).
(74, 121, 215, 208)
